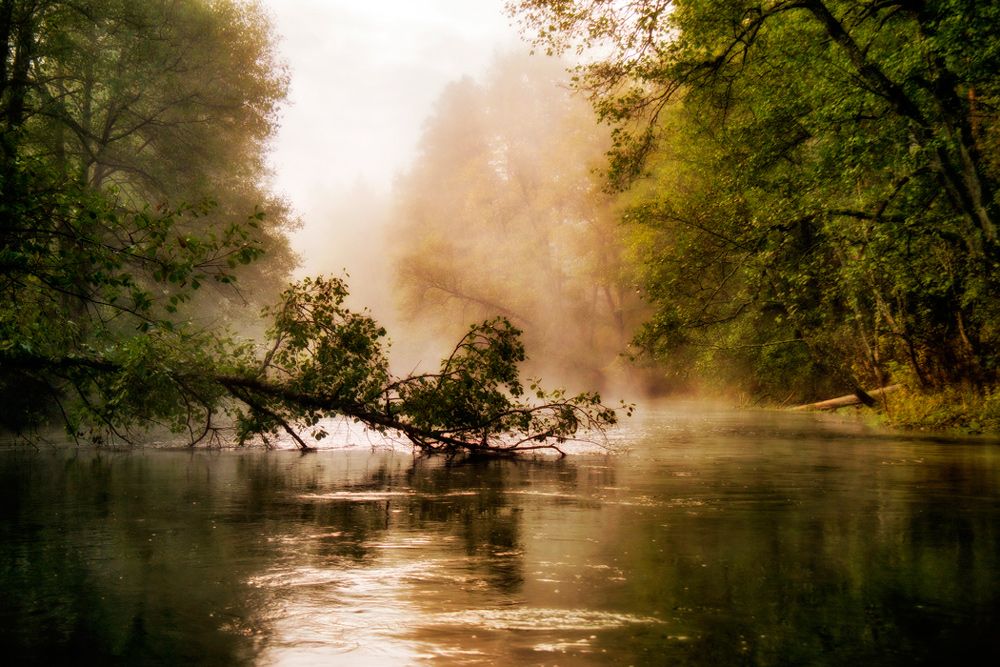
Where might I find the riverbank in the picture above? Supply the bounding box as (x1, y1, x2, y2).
(874, 384, 1000, 435)
(791, 384, 1000, 436)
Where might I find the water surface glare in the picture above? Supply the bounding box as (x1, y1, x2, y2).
(2, 404, 1000, 665)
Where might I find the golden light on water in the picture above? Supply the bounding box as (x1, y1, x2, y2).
(5, 405, 998, 664)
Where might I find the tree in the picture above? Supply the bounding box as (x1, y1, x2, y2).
(219, 277, 624, 455)
(509, 0, 1000, 398)
(0, 154, 267, 434)
(0, 176, 621, 453)
(3, 0, 296, 308)
(389, 53, 646, 390)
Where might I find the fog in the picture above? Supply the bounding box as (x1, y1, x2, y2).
(261, 2, 655, 395)
(264, 0, 520, 266)
(260, 1, 514, 359)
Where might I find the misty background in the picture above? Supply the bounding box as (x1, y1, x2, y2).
(261, 0, 642, 389)
(265, 0, 518, 276)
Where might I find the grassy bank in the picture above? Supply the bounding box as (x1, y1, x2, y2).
(873, 385, 1000, 436)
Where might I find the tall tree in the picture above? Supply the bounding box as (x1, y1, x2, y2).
(3, 0, 295, 308)
(390, 53, 644, 389)
(510, 0, 1000, 398)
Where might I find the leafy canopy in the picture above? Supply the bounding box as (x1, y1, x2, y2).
(509, 0, 1000, 399)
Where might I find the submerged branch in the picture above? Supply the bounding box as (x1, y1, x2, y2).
(213, 372, 617, 455)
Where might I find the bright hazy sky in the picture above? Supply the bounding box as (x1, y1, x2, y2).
(263, 0, 525, 266)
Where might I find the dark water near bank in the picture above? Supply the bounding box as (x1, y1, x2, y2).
(3, 404, 999, 665)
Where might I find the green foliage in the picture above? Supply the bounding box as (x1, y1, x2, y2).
(221, 278, 623, 454)
(392, 318, 620, 449)
(265, 277, 389, 398)
(0, 154, 261, 437)
(511, 0, 1000, 402)
(1, 1, 622, 453)
(880, 383, 1000, 434)
(3, 0, 296, 308)
(399, 320, 529, 435)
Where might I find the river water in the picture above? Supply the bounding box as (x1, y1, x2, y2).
(2, 403, 999, 665)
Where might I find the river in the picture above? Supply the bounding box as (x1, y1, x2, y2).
(2, 403, 998, 665)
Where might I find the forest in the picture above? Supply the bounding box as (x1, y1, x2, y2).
(500, 0, 1000, 430)
(3, 0, 1000, 448)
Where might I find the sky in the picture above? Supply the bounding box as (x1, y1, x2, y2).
(261, 0, 526, 275)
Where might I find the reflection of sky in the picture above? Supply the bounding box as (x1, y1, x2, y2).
(248, 482, 664, 665)
(261, 0, 523, 267)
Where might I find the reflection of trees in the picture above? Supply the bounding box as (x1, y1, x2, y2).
(0, 451, 262, 664)
(219, 452, 534, 585)
(406, 459, 528, 594)
(605, 447, 1000, 666)
(235, 455, 542, 594)
(1, 449, 588, 662)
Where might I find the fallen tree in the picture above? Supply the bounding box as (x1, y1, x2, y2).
(1, 152, 623, 455)
(3, 277, 625, 455)
(791, 385, 901, 411)
(219, 277, 625, 455)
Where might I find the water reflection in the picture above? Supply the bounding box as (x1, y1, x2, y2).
(2, 405, 1000, 665)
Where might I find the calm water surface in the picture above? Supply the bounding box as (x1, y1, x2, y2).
(2, 404, 999, 665)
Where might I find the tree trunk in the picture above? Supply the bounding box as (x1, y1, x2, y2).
(791, 384, 901, 411)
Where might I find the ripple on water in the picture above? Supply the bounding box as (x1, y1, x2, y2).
(298, 490, 481, 502)
(247, 555, 666, 665)
(298, 490, 415, 501)
(419, 607, 665, 632)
